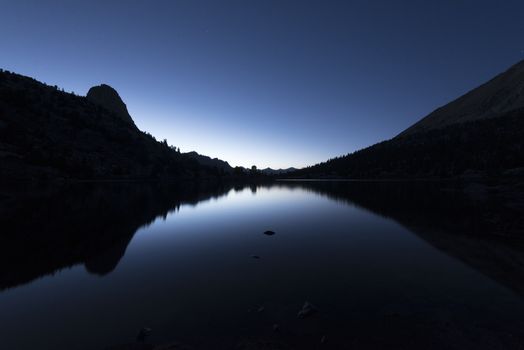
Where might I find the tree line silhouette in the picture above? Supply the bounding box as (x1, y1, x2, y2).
(287, 108, 524, 179)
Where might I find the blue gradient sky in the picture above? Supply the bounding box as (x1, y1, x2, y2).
(1, 1, 523, 168)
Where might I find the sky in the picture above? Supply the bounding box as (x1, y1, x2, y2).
(1, 0, 523, 169)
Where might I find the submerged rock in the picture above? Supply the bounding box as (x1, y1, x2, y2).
(263, 230, 275, 236)
(136, 327, 152, 342)
(297, 301, 318, 319)
(250, 255, 261, 259)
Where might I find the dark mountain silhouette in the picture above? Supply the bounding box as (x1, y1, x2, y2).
(288, 60, 524, 179)
(182, 154, 284, 177)
(260, 167, 298, 175)
(86, 84, 135, 126)
(0, 69, 240, 181)
(184, 151, 233, 174)
(400, 60, 524, 136)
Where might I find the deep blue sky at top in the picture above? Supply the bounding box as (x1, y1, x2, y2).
(1, 0, 523, 168)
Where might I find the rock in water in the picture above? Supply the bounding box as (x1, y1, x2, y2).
(263, 230, 276, 236)
(297, 301, 318, 319)
(87, 84, 135, 126)
(136, 327, 152, 342)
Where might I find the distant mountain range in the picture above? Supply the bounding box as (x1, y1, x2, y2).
(288, 60, 524, 179)
(0, 69, 261, 181)
(260, 167, 298, 175)
(4, 58, 521, 182)
(182, 152, 299, 176)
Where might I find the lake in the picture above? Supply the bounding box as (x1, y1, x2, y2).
(1, 181, 524, 349)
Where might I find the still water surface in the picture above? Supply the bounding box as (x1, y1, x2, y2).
(1, 181, 523, 349)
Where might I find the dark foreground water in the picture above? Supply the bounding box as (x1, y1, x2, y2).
(1, 181, 524, 349)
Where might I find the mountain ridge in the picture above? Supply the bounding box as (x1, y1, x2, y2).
(287, 59, 524, 179)
(261, 167, 298, 175)
(183, 151, 233, 174)
(0, 69, 250, 181)
(398, 59, 524, 137)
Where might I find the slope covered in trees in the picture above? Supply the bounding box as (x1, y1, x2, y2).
(288, 60, 524, 179)
(290, 108, 524, 179)
(0, 69, 239, 181)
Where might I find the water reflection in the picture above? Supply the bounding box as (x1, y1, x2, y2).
(1, 181, 523, 294)
(0, 180, 523, 349)
(279, 180, 524, 296)
(0, 182, 234, 290)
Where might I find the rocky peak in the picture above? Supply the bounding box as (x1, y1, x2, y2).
(87, 84, 135, 126)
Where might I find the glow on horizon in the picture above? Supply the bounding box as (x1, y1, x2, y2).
(127, 101, 354, 169)
(2, 1, 522, 169)
(0, 63, 364, 169)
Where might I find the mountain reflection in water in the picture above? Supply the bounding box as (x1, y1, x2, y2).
(0, 180, 523, 349)
(0, 182, 234, 290)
